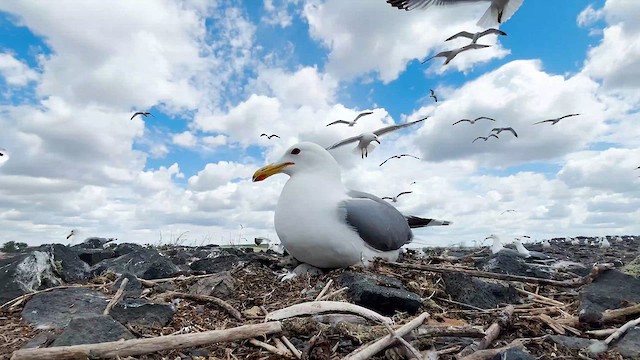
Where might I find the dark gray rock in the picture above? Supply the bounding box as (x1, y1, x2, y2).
(75, 248, 117, 266)
(21, 332, 55, 349)
(188, 271, 235, 298)
(613, 326, 640, 359)
(47, 244, 91, 283)
(549, 335, 593, 350)
(51, 315, 134, 346)
(491, 348, 534, 360)
(110, 298, 175, 327)
(111, 243, 144, 257)
(22, 288, 108, 329)
(578, 270, 640, 325)
(71, 237, 114, 250)
(190, 254, 239, 273)
(112, 273, 143, 298)
(92, 246, 179, 280)
(478, 251, 551, 279)
(339, 272, 421, 315)
(443, 272, 520, 309)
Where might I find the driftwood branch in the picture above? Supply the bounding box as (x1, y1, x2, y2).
(248, 338, 292, 357)
(381, 261, 613, 288)
(557, 302, 640, 327)
(605, 315, 640, 345)
(266, 301, 393, 325)
(103, 278, 128, 315)
(11, 321, 282, 360)
(318, 287, 348, 301)
(164, 291, 242, 321)
(457, 305, 515, 358)
(281, 336, 302, 359)
(344, 312, 429, 360)
(415, 325, 485, 338)
(383, 322, 422, 359)
(458, 339, 525, 360)
(315, 279, 333, 301)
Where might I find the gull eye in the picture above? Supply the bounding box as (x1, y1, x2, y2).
(290, 148, 301, 155)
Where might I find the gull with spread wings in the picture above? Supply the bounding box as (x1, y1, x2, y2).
(379, 154, 421, 167)
(490, 127, 518, 138)
(452, 116, 495, 126)
(326, 111, 374, 127)
(423, 44, 490, 65)
(472, 134, 499, 143)
(131, 111, 153, 120)
(446, 28, 507, 44)
(382, 191, 413, 203)
(326, 117, 428, 158)
(430, 89, 438, 102)
(532, 113, 580, 125)
(260, 133, 281, 139)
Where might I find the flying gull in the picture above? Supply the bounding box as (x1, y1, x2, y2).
(452, 116, 495, 126)
(66, 229, 77, 240)
(385, 0, 525, 27)
(260, 133, 281, 139)
(382, 191, 413, 203)
(500, 209, 516, 215)
(326, 111, 374, 127)
(379, 154, 421, 166)
(446, 28, 507, 44)
(326, 117, 428, 158)
(252, 142, 451, 268)
(430, 89, 438, 102)
(472, 134, 499, 143)
(490, 127, 518, 137)
(532, 113, 581, 125)
(131, 111, 153, 120)
(423, 44, 490, 65)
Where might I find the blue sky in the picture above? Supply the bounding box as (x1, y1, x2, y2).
(0, 0, 638, 246)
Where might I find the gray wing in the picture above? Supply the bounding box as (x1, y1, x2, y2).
(340, 190, 413, 251)
(354, 111, 374, 122)
(422, 51, 450, 63)
(387, 0, 484, 11)
(445, 31, 475, 41)
(373, 117, 427, 136)
(326, 120, 350, 126)
(326, 134, 362, 150)
(479, 28, 507, 38)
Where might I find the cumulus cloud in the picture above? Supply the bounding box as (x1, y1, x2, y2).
(0, 53, 39, 86)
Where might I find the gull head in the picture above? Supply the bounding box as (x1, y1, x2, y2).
(361, 132, 381, 146)
(252, 142, 339, 182)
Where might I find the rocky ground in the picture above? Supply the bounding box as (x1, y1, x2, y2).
(1, 235, 640, 359)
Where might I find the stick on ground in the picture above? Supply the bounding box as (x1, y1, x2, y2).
(266, 301, 392, 325)
(103, 278, 129, 315)
(164, 291, 242, 321)
(457, 305, 515, 358)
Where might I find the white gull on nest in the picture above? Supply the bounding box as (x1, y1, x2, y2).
(252, 142, 451, 269)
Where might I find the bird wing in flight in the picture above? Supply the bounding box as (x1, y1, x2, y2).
(374, 117, 427, 136)
(445, 31, 475, 41)
(354, 111, 374, 122)
(326, 134, 363, 150)
(326, 120, 351, 126)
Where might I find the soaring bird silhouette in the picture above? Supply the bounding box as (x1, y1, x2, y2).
(452, 117, 495, 126)
(429, 89, 438, 102)
(131, 111, 153, 120)
(472, 134, 499, 143)
(423, 44, 490, 65)
(490, 127, 518, 137)
(260, 134, 281, 139)
(533, 113, 580, 125)
(446, 28, 507, 44)
(500, 209, 516, 215)
(382, 191, 413, 203)
(326, 111, 374, 127)
(379, 154, 421, 166)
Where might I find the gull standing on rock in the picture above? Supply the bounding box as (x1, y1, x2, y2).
(445, 28, 507, 44)
(326, 111, 374, 127)
(326, 117, 428, 158)
(423, 44, 490, 65)
(252, 142, 451, 269)
(512, 238, 531, 258)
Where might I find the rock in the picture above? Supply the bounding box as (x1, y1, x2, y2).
(112, 273, 143, 298)
(110, 298, 175, 327)
(442, 272, 519, 310)
(188, 271, 235, 298)
(190, 254, 239, 274)
(74, 248, 117, 266)
(613, 326, 640, 359)
(46, 244, 91, 282)
(22, 288, 109, 329)
(549, 335, 593, 350)
(491, 348, 534, 360)
(21, 332, 55, 349)
(52, 315, 135, 346)
(478, 251, 551, 279)
(111, 243, 144, 257)
(578, 270, 640, 325)
(92, 246, 179, 280)
(71, 237, 114, 250)
(622, 255, 640, 278)
(339, 272, 421, 315)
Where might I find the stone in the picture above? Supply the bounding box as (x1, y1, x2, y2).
(549, 335, 593, 350)
(71, 237, 114, 250)
(442, 272, 520, 310)
(111, 272, 143, 298)
(111, 243, 144, 257)
(47, 244, 91, 283)
(51, 315, 135, 346)
(22, 288, 108, 329)
(92, 246, 179, 280)
(75, 248, 117, 266)
(21, 332, 55, 349)
(578, 270, 640, 325)
(478, 251, 552, 279)
(110, 298, 175, 327)
(613, 326, 640, 359)
(491, 348, 535, 360)
(190, 254, 239, 274)
(188, 271, 235, 298)
(339, 272, 421, 315)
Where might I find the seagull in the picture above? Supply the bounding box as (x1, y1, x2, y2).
(326, 111, 374, 127)
(326, 117, 428, 158)
(386, 0, 525, 27)
(423, 44, 491, 65)
(512, 238, 531, 258)
(382, 191, 413, 203)
(254, 237, 271, 246)
(379, 154, 421, 166)
(472, 134, 499, 143)
(486, 234, 504, 254)
(66, 229, 77, 240)
(571, 238, 580, 245)
(452, 116, 496, 126)
(542, 239, 551, 249)
(430, 89, 438, 102)
(500, 209, 516, 215)
(490, 127, 518, 137)
(445, 28, 507, 44)
(252, 142, 452, 269)
(532, 113, 580, 125)
(260, 133, 281, 139)
(130, 111, 153, 120)
(600, 238, 611, 249)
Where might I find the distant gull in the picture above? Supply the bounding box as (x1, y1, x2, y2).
(386, 0, 524, 27)
(616, 236, 623, 243)
(66, 229, 77, 240)
(542, 239, 551, 249)
(472, 134, 499, 143)
(423, 44, 490, 65)
(445, 28, 507, 44)
(382, 191, 413, 203)
(252, 141, 451, 268)
(571, 238, 579, 245)
(379, 154, 421, 166)
(500, 209, 516, 215)
(533, 113, 580, 125)
(326, 111, 374, 127)
(254, 237, 270, 246)
(600, 238, 611, 249)
(326, 117, 428, 158)
(260, 133, 281, 139)
(512, 238, 531, 258)
(490, 127, 518, 137)
(430, 89, 438, 102)
(452, 116, 495, 126)
(131, 111, 153, 120)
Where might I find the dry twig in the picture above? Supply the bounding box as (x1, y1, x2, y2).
(457, 305, 515, 358)
(164, 291, 242, 321)
(266, 301, 392, 325)
(103, 278, 129, 315)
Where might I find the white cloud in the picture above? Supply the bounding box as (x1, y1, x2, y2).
(262, 0, 299, 28)
(172, 131, 198, 148)
(0, 53, 39, 86)
(577, 5, 604, 27)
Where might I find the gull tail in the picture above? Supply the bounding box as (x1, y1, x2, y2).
(406, 216, 452, 228)
(477, 0, 523, 27)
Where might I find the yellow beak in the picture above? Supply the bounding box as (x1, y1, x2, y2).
(252, 162, 294, 182)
